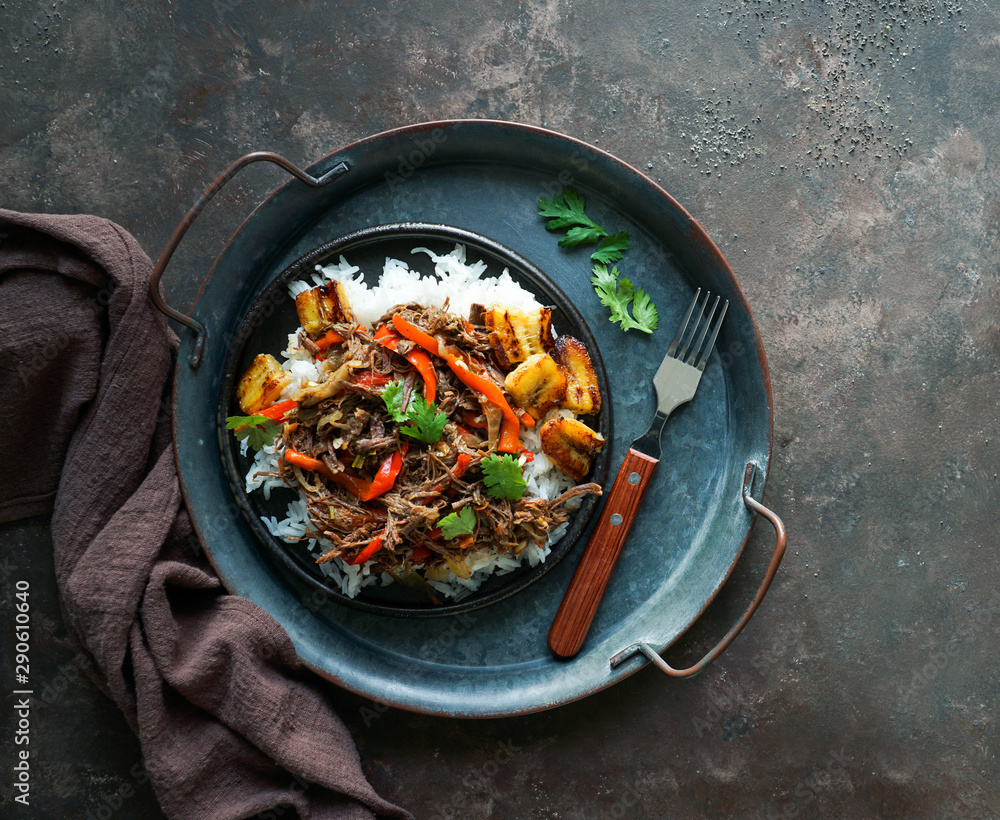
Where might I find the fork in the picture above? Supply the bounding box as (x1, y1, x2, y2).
(548, 288, 729, 658)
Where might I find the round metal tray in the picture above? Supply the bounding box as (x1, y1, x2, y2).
(162, 120, 775, 717)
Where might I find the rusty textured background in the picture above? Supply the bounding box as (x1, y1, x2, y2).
(2, 0, 999, 818)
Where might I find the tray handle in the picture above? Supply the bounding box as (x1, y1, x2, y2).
(148, 151, 350, 368)
(609, 462, 786, 678)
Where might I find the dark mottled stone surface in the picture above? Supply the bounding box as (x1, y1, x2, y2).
(2, 1, 999, 818)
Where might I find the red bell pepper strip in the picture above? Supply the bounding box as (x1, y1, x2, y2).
(232, 400, 298, 438)
(352, 371, 393, 389)
(404, 348, 437, 402)
(410, 544, 431, 563)
(442, 356, 521, 451)
(256, 399, 297, 421)
(349, 533, 384, 565)
(283, 449, 373, 499)
(375, 323, 437, 401)
(314, 328, 346, 351)
(391, 313, 523, 452)
(453, 453, 472, 478)
(462, 411, 486, 429)
(497, 415, 520, 453)
(374, 324, 400, 348)
(391, 314, 441, 354)
(433, 452, 473, 492)
(359, 443, 408, 502)
(282, 448, 326, 473)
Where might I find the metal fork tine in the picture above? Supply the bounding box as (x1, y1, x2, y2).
(685, 295, 720, 366)
(666, 288, 701, 358)
(696, 299, 729, 371)
(677, 290, 709, 361)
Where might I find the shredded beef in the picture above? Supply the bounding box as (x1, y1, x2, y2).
(274, 304, 602, 577)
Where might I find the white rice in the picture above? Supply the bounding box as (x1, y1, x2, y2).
(246, 243, 579, 601)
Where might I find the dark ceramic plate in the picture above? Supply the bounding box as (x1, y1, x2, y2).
(218, 223, 611, 617)
(170, 120, 773, 717)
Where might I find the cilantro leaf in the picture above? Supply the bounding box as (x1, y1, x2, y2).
(613, 276, 659, 333)
(625, 281, 659, 333)
(399, 395, 448, 444)
(438, 505, 477, 540)
(538, 189, 607, 241)
(591, 263, 629, 316)
(559, 225, 608, 247)
(539, 187, 657, 336)
(590, 264, 659, 334)
(593, 264, 635, 327)
(591, 231, 631, 265)
(226, 415, 281, 451)
(590, 261, 620, 294)
(381, 380, 409, 422)
(480, 453, 527, 501)
(383, 380, 447, 444)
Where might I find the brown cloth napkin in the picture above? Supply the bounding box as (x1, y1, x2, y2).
(0, 209, 412, 820)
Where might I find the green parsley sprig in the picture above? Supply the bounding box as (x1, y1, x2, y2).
(438, 505, 477, 540)
(225, 415, 281, 451)
(480, 453, 527, 501)
(381, 380, 448, 444)
(538, 188, 611, 248)
(380, 380, 410, 422)
(538, 188, 658, 334)
(591, 232, 631, 266)
(538, 189, 631, 263)
(399, 396, 448, 444)
(591, 264, 659, 334)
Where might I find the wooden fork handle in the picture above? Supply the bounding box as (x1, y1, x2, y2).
(548, 448, 659, 658)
